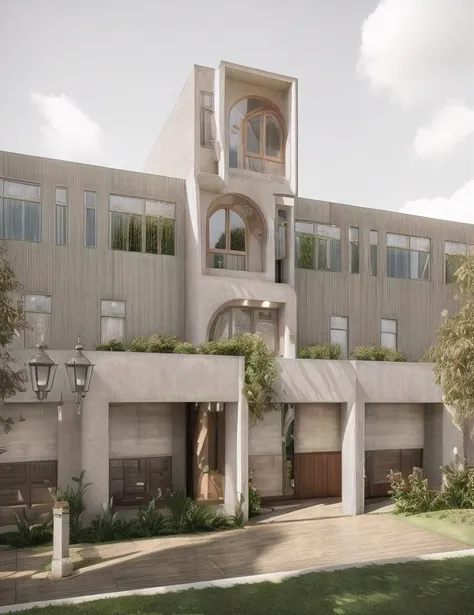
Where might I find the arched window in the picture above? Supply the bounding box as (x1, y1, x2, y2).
(209, 306, 278, 354)
(229, 97, 285, 175)
(208, 207, 247, 270)
(244, 111, 283, 161)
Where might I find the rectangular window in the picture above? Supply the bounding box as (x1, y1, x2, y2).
(387, 233, 431, 281)
(200, 92, 215, 148)
(275, 208, 288, 260)
(370, 230, 378, 276)
(55, 187, 68, 245)
(0, 179, 41, 242)
(349, 227, 359, 273)
(381, 318, 397, 350)
(84, 191, 97, 248)
(24, 293, 52, 349)
(330, 316, 348, 359)
(444, 241, 474, 283)
(295, 221, 341, 272)
(109, 196, 175, 255)
(100, 300, 126, 344)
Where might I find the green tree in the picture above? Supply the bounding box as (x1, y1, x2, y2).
(0, 248, 29, 452)
(426, 256, 474, 464)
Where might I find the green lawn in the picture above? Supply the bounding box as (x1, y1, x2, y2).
(401, 509, 474, 546)
(19, 557, 474, 615)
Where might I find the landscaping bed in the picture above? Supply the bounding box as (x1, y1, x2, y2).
(401, 509, 474, 546)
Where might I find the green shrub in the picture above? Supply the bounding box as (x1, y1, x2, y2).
(89, 501, 128, 543)
(351, 345, 407, 362)
(249, 475, 261, 517)
(173, 342, 198, 354)
(437, 465, 474, 509)
(146, 334, 181, 353)
(50, 471, 91, 544)
(131, 499, 171, 538)
(95, 339, 126, 351)
(298, 344, 341, 360)
(389, 471, 438, 514)
(128, 336, 149, 352)
(200, 334, 279, 422)
(166, 487, 236, 533)
(5, 510, 53, 547)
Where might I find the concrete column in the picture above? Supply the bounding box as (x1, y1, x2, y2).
(172, 403, 187, 492)
(341, 398, 365, 516)
(50, 502, 73, 579)
(81, 397, 109, 522)
(57, 401, 81, 488)
(224, 358, 249, 521)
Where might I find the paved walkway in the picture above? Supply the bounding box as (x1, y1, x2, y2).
(0, 502, 469, 608)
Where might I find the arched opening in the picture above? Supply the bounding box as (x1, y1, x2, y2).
(229, 97, 285, 176)
(206, 194, 265, 272)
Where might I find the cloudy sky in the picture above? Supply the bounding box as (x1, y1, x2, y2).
(0, 0, 473, 221)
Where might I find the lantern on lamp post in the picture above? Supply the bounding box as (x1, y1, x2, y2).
(65, 337, 95, 412)
(28, 341, 58, 401)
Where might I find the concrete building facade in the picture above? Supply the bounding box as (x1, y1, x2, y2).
(0, 61, 470, 524)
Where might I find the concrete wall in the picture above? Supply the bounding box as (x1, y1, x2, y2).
(294, 403, 341, 453)
(295, 198, 473, 361)
(1, 151, 187, 350)
(249, 410, 283, 497)
(365, 403, 425, 450)
(0, 403, 57, 462)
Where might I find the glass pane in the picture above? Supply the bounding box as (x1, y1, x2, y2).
(145, 216, 158, 254)
(265, 115, 281, 158)
(370, 230, 378, 246)
(56, 204, 67, 245)
(200, 92, 213, 110)
(101, 300, 125, 318)
(295, 235, 315, 269)
(25, 294, 51, 313)
(410, 236, 430, 252)
(246, 115, 261, 155)
(145, 200, 175, 219)
(4, 181, 40, 201)
(414, 251, 430, 281)
(350, 242, 359, 273)
(370, 244, 378, 276)
(25, 313, 50, 348)
(159, 218, 175, 255)
(55, 187, 68, 205)
(232, 308, 251, 336)
(111, 212, 128, 250)
(316, 224, 340, 240)
(330, 328, 348, 359)
(200, 108, 214, 146)
(381, 332, 397, 350)
(84, 191, 96, 209)
(211, 311, 229, 341)
(24, 202, 41, 242)
(255, 310, 277, 353)
(295, 221, 314, 234)
(209, 209, 226, 250)
(317, 237, 329, 270)
(3, 199, 22, 239)
(329, 239, 341, 271)
(381, 319, 396, 334)
(445, 241, 466, 256)
(101, 316, 125, 343)
(387, 247, 410, 278)
(229, 210, 246, 252)
(387, 233, 409, 248)
(331, 316, 348, 330)
(110, 195, 145, 214)
(85, 208, 96, 247)
(445, 255, 463, 283)
(349, 227, 359, 242)
(276, 209, 287, 259)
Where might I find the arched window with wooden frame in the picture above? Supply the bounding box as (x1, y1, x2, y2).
(207, 206, 247, 271)
(229, 97, 286, 176)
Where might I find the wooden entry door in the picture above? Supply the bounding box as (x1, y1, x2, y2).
(109, 457, 172, 506)
(294, 452, 342, 498)
(365, 449, 423, 498)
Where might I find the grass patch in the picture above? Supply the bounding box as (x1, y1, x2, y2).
(18, 557, 474, 614)
(401, 509, 474, 546)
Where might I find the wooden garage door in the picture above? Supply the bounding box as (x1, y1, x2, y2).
(365, 449, 423, 498)
(0, 461, 57, 507)
(109, 457, 172, 505)
(294, 452, 341, 498)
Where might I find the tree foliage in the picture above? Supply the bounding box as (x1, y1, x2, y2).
(0, 247, 29, 445)
(425, 256, 474, 462)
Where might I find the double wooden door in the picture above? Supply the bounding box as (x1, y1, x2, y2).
(109, 457, 172, 505)
(365, 449, 423, 498)
(294, 452, 342, 498)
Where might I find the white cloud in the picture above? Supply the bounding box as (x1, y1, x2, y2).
(400, 179, 474, 223)
(358, 0, 474, 106)
(413, 102, 474, 158)
(30, 93, 104, 164)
